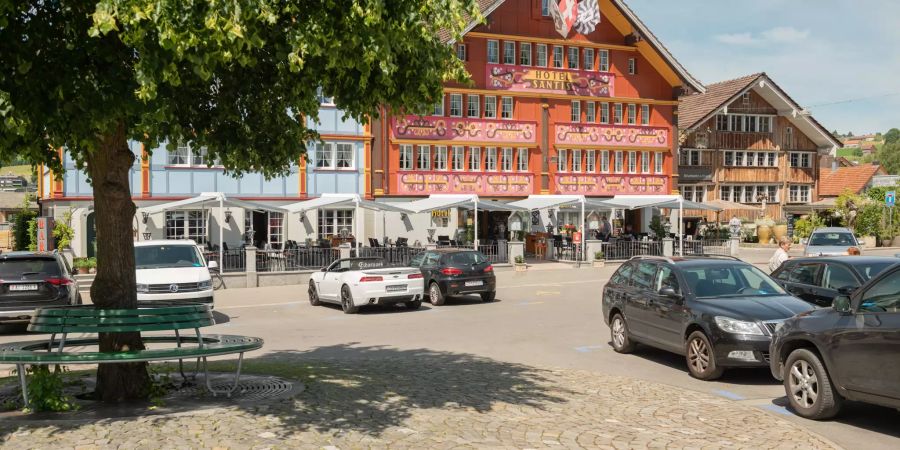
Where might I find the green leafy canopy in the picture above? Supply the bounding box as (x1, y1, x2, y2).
(0, 0, 482, 177)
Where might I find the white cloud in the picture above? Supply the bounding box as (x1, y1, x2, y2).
(714, 32, 756, 45)
(714, 26, 810, 46)
(761, 26, 810, 43)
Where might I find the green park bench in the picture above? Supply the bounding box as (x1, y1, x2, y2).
(0, 303, 263, 408)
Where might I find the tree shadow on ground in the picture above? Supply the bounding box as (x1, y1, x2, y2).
(0, 344, 574, 440)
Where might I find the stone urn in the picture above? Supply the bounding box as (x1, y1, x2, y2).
(592, 259, 605, 268)
(514, 263, 527, 272)
(861, 236, 877, 248)
(773, 225, 788, 242)
(757, 225, 772, 245)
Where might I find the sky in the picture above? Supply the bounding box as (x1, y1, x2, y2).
(627, 0, 900, 135)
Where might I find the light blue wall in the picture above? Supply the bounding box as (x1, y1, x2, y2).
(62, 142, 141, 196)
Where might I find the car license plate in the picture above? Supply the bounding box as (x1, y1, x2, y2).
(10, 284, 38, 291)
(386, 285, 406, 292)
(465, 280, 483, 287)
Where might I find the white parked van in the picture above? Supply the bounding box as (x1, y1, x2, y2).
(134, 240, 215, 305)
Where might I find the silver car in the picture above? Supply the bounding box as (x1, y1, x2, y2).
(804, 227, 861, 256)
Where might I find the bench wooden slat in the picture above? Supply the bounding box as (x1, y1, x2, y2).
(35, 304, 210, 317)
(0, 335, 264, 363)
(28, 319, 216, 334)
(29, 312, 213, 326)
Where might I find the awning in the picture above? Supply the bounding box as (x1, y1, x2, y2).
(654, 199, 722, 211)
(508, 195, 627, 211)
(609, 195, 682, 210)
(401, 194, 526, 213)
(283, 193, 412, 214)
(139, 192, 286, 215)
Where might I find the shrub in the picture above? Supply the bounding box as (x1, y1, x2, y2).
(514, 255, 525, 264)
(594, 251, 604, 260)
(11, 196, 36, 251)
(26, 218, 37, 251)
(53, 209, 75, 249)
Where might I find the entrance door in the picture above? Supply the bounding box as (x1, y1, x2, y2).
(251, 211, 269, 248)
(86, 212, 97, 257)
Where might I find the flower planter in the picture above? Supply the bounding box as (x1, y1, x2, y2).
(592, 260, 605, 268)
(514, 263, 527, 272)
(757, 225, 772, 245)
(881, 239, 892, 248)
(773, 225, 788, 242)
(861, 236, 877, 248)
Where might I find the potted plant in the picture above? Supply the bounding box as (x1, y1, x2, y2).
(73, 258, 90, 275)
(592, 251, 605, 268)
(514, 255, 527, 272)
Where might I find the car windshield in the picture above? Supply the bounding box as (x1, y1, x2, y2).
(854, 261, 897, 281)
(682, 264, 786, 298)
(135, 245, 203, 269)
(809, 232, 856, 247)
(331, 258, 387, 272)
(446, 252, 488, 266)
(0, 258, 60, 277)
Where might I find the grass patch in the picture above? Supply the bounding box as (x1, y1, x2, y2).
(0, 165, 34, 178)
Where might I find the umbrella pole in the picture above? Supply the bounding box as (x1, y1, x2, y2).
(219, 196, 224, 266)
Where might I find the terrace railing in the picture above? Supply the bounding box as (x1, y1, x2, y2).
(601, 241, 663, 261)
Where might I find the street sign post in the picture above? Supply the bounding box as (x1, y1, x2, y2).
(886, 191, 896, 207)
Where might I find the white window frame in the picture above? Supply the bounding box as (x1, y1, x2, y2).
(600, 102, 609, 124)
(484, 96, 497, 119)
(165, 210, 208, 243)
(267, 212, 285, 248)
(433, 96, 444, 116)
(434, 145, 448, 171)
(168, 144, 190, 166)
(449, 94, 463, 117)
(655, 152, 664, 174)
(614, 104, 623, 124)
(641, 104, 650, 126)
(627, 151, 637, 173)
(541, 0, 550, 16)
(557, 149, 568, 173)
(571, 100, 581, 123)
(314, 142, 356, 170)
(600, 150, 610, 173)
(627, 57, 636, 74)
(519, 42, 532, 66)
(585, 101, 596, 123)
(469, 147, 481, 171)
(598, 50, 609, 72)
(318, 209, 354, 239)
(583, 48, 594, 71)
(572, 149, 582, 172)
(552, 45, 564, 68)
(517, 148, 529, 172)
(641, 151, 650, 173)
(503, 41, 516, 65)
(451, 146, 465, 171)
(501, 96, 514, 119)
(485, 147, 497, 171)
(416, 145, 431, 170)
(467, 94, 480, 118)
(487, 40, 499, 64)
(614, 151, 623, 173)
(456, 43, 466, 61)
(399, 144, 413, 170)
(536, 44, 548, 67)
(716, 114, 729, 131)
(790, 152, 812, 168)
(585, 150, 596, 173)
(316, 87, 334, 105)
(742, 92, 751, 104)
(501, 147, 513, 172)
(567, 47, 579, 69)
(627, 104, 636, 125)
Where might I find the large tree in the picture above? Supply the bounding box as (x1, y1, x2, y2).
(0, 0, 480, 402)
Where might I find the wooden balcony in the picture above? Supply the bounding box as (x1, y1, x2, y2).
(719, 167, 781, 183)
(678, 165, 714, 182)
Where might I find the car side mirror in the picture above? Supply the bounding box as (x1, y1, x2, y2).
(207, 260, 219, 270)
(321, 267, 328, 272)
(833, 295, 852, 314)
(659, 287, 683, 301)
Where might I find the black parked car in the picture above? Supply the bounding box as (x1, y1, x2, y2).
(770, 256, 898, 307)
(409, 249, 496, 305)
(0, 252, 81, 323)
(770, 263, 900, 420)
(602, 256, 814, 380)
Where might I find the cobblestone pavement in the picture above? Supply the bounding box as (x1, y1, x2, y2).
(0, 349, 839, 449)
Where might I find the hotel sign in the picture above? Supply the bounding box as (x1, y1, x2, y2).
(398, 172, 533, 196)
(486, 64, 614, 97)
(555, 174, 669, 195)
(555, 124, 669, 148)
(392, 116, 537, 144)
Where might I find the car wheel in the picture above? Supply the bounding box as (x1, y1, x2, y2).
(428, 282, 445, 306)
(610, 313, 636, 353)
(405, 300, 422, 310)
(308, 281, 321, 306)
(784, 348, 842, 420)
(340, 285, 359, 314)
(686, 331, 724, 380)
(480, 291, 496, 302)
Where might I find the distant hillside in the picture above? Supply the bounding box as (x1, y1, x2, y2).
(0, 165, 35, 179)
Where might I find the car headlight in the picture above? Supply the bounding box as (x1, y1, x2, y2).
(136, 283, 150, 293)
(198, 280, 212, 290)
(714, 316, 764, 335)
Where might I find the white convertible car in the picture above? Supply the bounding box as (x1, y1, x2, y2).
(308, 258, 425, 313)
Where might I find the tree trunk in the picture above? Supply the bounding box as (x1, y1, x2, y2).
(87, 124, 151, 402)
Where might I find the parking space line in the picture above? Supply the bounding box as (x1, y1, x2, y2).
(217, 301, 305, 310)
(714, 390, 745, 401)
(759, 404, 793, 416)
(574, 345, 605, 353)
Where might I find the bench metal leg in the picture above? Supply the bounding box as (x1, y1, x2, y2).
(17, 364, 29, 409)
(173, 330, 201, 383)
(202, 353, 244, 398)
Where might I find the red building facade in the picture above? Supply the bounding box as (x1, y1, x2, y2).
(371, 0, 704, 199)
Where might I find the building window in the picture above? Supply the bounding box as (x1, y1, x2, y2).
(449, 94, 463, 117)
(433, 96, 444, 116)
(484, 96, 497, 119)
(399, 145, 413, 170)
(600, 150, 610, 173)
(641, 151, 650, 173)
(168, 144, 190, 165)
(165, 211, 207, 243)
(598, 49, 609, 72)
(723, 185, 780, 203)
(760, 116, 771, 133)
(503, 41, 515, 64)
(614, 103, 623, 124)
(456, 43, 466, 61)
(314, 142, 355, 170)
(519, 42, 532, 66)
(681, 186, 705, 203)
(469, 147, 481, 171)
(571, 100, 581, 122)
(487, 40, 499, 64)
(536, 44, 548, 67)
(501, 147, 513, 172)
(318, 209, 354, 239)
(517, 148, 529, 172)
(567, 47, 579, 69)
(434, 145, 447, 171)
(720, 185, 732, 203)
(745, 115, 758, 132)
(768, 152, 777, 167)
(452, 146, 465, 171)
(572, 149, 582, 172)
(552, 45, 563, 68)
(716, 114, 729, 131)
(627, 58, 636, 74)
(627, 151, 637, 173)
(583, 48, 594, 70)
(655, 152, 664, 174)
(467, 94, 480, 118)
(557, 149, 568, 172)
(724, 151, 734, 166)
(614, 151, 623, 173)
(541, 0, 550, 16)
(734, 151, 745, 166)
(785, 126, 793, 147)
(586, 101, 596, 123)
(627, 104, 636, 125)
(585, 150, 596, 172)
(641, 104, 650, 126)
(600, 102, 609, 124)
(316, 87, 334, 105)
(501, 97, 514, 119)
(416, 145, 430, 170)
(267, 212, 284, 248)
(680, 149, 701, 166)
(790, 152, 812, 168)
(485, 147, 497, 171)
(742, 92, 751, 104)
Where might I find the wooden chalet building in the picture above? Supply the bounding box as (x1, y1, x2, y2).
(677, 73, 841, 225)
(370, 0, 704, 237)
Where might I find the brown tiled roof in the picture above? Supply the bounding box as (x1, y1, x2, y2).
(819, 164, 886, 197)
(438, 0, 502, 43)
(677, 73, 762, 130)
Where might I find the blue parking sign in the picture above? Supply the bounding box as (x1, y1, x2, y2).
(887, 191, 896, 207)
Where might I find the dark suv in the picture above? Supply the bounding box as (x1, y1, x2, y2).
(770, 256, 898, 307)
(409, 249, 496, 305)
(0, 252, 81, 322)
(770, 263, 900, 420)
(602, 256, 813, 380)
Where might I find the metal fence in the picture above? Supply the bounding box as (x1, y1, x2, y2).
(675, 239, 730, 256)
(357, 246, 428, 266)
(477, 243, 505, 264)
(553, 244, 585, 262)
(251, 248, 340, 272)
(601, 241, 664, 261)
(204, 248, 247, 273)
